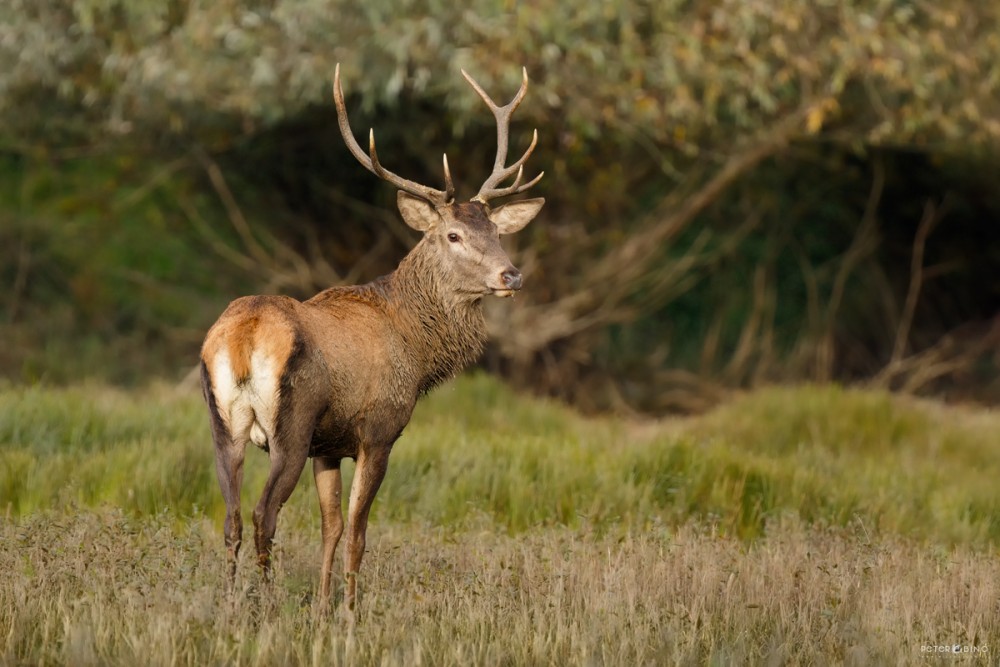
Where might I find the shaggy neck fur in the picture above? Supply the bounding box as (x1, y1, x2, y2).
(384, 239, 488, 393)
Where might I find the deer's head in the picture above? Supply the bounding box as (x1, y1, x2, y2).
(334, 65, 544, 298)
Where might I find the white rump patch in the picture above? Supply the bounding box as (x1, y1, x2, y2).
(249, 350, 280, 445)
(209, 348, 282, 448)
(210, 350, 239, 430)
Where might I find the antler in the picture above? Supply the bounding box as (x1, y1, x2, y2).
(334, 64, 455, 205)
(462, 67, 544, 204)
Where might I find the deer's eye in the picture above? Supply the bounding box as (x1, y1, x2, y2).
(447, 232, 461, 243)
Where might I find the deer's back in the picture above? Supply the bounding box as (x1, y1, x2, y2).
(202, 289, 417, 458)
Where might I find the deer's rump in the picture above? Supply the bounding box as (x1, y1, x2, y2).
(201, 295, 305, 450)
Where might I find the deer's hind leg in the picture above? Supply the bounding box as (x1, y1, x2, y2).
(251, 410, 311, 579)
(203, 363, 246, 585)
(215, 438, 246, 584)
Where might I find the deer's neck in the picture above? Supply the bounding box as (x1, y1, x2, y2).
(386, 242, 488, 392)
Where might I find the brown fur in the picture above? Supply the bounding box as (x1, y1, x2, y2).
(200, 199, 540, 609)
(202, 297, 300, 385)
(203, 66, 544, 610)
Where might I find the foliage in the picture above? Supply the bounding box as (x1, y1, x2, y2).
(3, 1, 998, 147)
(0, 151, 258, 382)
(1, 0, 998, 405)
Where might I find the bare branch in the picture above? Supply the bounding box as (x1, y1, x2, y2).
(491, 102, 813, 358)
(890, 197, 947, 366)
(194, 147, 272, 267)
(873, 195, 952, 389)
(8, 233, 30, 324)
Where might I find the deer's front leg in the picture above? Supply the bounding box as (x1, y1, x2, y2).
(344, 447, 389, 610)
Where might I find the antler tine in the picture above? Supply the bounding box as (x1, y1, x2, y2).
(442, 153, 455, 201)
(333, 63, 453, 205)
(481, 128, 538, 191)
(367, 128, 392, 181)
(333, 65, 374, 171)
(461, 66, 528, 111)
(483, 167, 546, 200)
(463, 67, 543, 204)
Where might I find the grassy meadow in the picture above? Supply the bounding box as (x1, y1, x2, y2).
(2, 374, 999, 664)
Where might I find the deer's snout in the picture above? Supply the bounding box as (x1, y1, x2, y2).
(501, 267, 523, 291)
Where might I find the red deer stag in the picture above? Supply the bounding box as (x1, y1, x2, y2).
(200, 64, 544, 609)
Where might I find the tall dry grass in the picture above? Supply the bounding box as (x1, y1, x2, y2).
(2, 510, 997, 665)
(2, 375, 999, 664)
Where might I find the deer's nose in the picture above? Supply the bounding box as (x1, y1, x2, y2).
(501, 267, 523, 290)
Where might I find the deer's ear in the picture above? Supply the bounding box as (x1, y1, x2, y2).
(488, 198, 544, 235)
(397, 191, 439, 232)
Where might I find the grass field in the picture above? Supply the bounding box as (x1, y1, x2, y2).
(2, 374, 999, 664)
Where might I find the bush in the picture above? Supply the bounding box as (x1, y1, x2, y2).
(1, 1, 998, 407)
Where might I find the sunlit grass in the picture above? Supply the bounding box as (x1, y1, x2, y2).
(2, 509, 998, 665)
(2, 374, 1000, 545)
(2, 374, 999, 663)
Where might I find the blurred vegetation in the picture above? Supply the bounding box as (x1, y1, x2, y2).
(0, 0, 998, 410)
(3, 374, 1000, 547)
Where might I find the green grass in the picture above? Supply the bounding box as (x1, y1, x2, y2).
(2, 374, 999, 664)
(3, 374, 999, 545)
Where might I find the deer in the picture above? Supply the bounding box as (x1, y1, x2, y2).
(199, 64, 544, 610)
